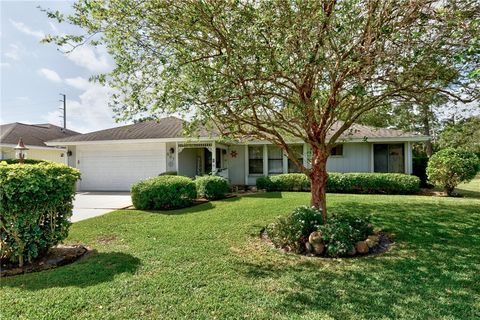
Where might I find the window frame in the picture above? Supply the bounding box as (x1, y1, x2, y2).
(330, 144, 344, 157)
(248, 145, 264, 175)
(267, 145, 283, 174)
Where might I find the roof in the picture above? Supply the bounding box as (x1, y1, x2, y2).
(0, 123, 80, 148)
(48, 116, 212, 143)
(46, 116, 428, 145)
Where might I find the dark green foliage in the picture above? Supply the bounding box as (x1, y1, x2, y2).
(427, 148, 480, 195)
(327, 173, 420, 194)
(159, 171, 177, 176)
(195, 175, 230, 200)
(257, 173, 420, 194)
(319, 214, 373, 257)
(131, 175, 197, 210)
(266, 206, 323, 253)
(0, 162, 80, 267)
(412, 157, 432, 188)
(2, 159, 46, 165)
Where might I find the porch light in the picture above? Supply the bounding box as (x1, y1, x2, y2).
(170, 147, 175, 154)
(14, 137, 29, 164)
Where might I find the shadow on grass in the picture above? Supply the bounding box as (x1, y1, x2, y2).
(2, 251, 141, 291)
(140, 202, 215, 215)
(454, 187, 480, 199)
(237, 200, 480, 319)
(242, 192, 283, 199)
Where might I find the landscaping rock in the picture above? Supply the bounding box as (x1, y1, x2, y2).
(366, 235, 380, 248)
(305, 242, 313, 253)
(312, 243, 325, 255)
(355, 241, 369, 254)
(308, 231, 323, 245)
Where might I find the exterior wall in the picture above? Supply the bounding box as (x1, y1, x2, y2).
(0, 146, 67, 164)
(326, 143, 372, 173)
(227, 145, 246, 185)
(67, 146, 77, 167)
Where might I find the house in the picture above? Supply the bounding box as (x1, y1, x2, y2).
(46, 116, 429, 191)
(0, 123, 80, 164)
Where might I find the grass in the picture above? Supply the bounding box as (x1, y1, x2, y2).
(1, 183, 479, 319)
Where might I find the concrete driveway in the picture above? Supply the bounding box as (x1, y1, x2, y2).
(71, 192, 132, 222)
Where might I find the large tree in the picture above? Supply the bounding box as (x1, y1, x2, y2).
(45, 0, 479, 220)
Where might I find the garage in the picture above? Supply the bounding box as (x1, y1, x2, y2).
(77, 143, 166, 191)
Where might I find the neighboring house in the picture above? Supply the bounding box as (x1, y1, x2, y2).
(46, 116, 429, 191)
(0, 123, 80, 164)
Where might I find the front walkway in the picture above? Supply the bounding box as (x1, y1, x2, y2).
(71, 192, 132, 222)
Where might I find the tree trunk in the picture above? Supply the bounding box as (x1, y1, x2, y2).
(309, 145, 328, 223)
(421, 105, 433, 157)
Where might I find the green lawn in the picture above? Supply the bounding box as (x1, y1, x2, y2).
(2, 187, 479, 319)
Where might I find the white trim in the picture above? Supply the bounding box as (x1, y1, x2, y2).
(175, 141, 179, 172)
(46, 135, 430, 147)
(244, 145, 249, 185)
(282, 151, 288, 174)
(370, 143, 374, 172)
(263, 145, 268, 176)
(0, 143, 67, 151)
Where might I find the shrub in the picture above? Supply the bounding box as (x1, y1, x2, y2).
(159, 171, 177, 176)
(327, 173, 420, 194)
(318, 214, 373, 257)
(412, 157, 432, 188)
(266, 206, 323, 253)
(131, 175, 197, 210)
(256, 176, 273, 190)
(0, 162, 80, 267)
(195, 175, 230, 200)
(257, 172, 420, 194)
(426, 148, 480, 195)
(2, 158, 46, 165)
(270, 173, 310, 191)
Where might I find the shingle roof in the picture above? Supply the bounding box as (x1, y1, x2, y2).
(0, 123, 80, 147)
(48, 116, 212, 143)
(47, 116, 426, 144)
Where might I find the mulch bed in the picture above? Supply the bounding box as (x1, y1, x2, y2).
(260, 230, 394, 258)
(1, 244, 91, 277)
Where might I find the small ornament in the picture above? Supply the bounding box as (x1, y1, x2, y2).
(230, 150, 238, 158)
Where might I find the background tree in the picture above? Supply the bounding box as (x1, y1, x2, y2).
(438, 115, 480, 155)
(44, 0, 480, 220)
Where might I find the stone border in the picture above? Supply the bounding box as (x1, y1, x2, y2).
(260, 230, 393, 259)
(1, 244, 91, 277)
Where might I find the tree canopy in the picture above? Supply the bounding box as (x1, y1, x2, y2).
(44, 0, 480, 218)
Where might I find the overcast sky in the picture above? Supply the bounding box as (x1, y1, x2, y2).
(1, 0, 125, 133)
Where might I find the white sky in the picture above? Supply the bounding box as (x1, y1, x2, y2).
(0, 0, 126, 133)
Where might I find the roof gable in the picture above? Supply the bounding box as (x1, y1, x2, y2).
(0, 123, 80, 147)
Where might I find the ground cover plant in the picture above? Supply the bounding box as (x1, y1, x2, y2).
(2, 179, 479, 319)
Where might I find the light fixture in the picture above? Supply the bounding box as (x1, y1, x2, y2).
(14, 137, 29, 164)
(170, 147, 175, 154)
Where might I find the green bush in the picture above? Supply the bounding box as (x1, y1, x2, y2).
(159, 171, 177, 176)
(131, 175, 197, 210)
(257, 172, 420, 194)
(327, 173, 420, 194)
(195, 175, 230, 200)
(2, 158, 46, 165)
(412, 157, 432, 188)
(0, 161, 80, 267)
(426, 148, 480, 195)
(318, 214, 373, 257)
(266, 206, 323, 253)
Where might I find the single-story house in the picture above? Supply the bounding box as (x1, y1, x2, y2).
(46, 116, 429, 191)
(0, 123, 79, 164)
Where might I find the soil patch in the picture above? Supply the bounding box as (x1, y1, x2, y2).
(1, 244, 91, 277)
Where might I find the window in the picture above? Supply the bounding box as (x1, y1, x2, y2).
(288, 145, 303, 173)
(248, 146, 263, 174)
(331, 144, 343, 156)
(268, 146, 283, 174)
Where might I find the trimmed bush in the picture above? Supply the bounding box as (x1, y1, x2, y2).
(131, 175, 197, 210)
(195, 175, 230, 200)
(266, 206, 323, 253)
(159, 171, 177, 176)
(327, 173, 420, 194)
(257, 172, 420, 194)
(2, 158, 46, 165)
(427, 148, 480, 195)
(0, 161, 80, 267)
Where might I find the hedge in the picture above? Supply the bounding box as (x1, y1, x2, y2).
(257, 172, 420, 194)
(0, 161, 80, 267)
(131, 175, 197, 210)
(195, 175, 230, 200)
(1, 158, 46, 165)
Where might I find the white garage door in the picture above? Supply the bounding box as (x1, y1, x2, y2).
(77, 143, 166, 191)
